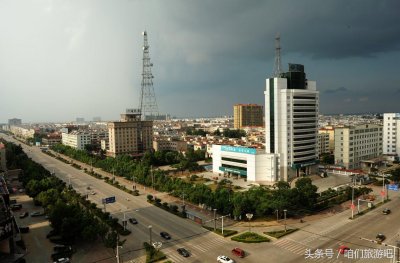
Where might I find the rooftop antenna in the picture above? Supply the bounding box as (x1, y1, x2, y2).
(273, 33, 282, 77)
(139, 30, 159, 120)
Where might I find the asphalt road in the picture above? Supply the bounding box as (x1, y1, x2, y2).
(3, 133, 399, 263)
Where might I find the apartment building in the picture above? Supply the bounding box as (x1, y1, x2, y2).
(153, 138, 187, 152)
(107, 109, 153, 157)
(334, 124, 383, 169)
(317, 133, 330, 156)
(7, 118, 21, 126)
(233, 104, 263, 129)
(62, 131, 92, 150)
(383, 113, 400, 156)
(319, 126, 335, 153)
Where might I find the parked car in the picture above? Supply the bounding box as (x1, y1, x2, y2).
(160, 232, 171, 239)
(177, 248, 190, 257)
(376, 233, 386, 244)
(217, 255, 235, 263)
(338, 245, 350, 254)
(19, 212, 28, 219)
(30, 211, 45, 217)
(231, 247, 245, 258)
(53, 245, 72, 253)
(382, 208, 391, 215)
(19, 226, 29, 233)
(11, 204, 22, 211)
(53, 257, 70, 263)
(128, 218, 138, 224)
(51, 250, 73, 261)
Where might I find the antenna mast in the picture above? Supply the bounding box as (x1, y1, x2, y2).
(274, 33, 282, 77)
(139, 31, 159, 120)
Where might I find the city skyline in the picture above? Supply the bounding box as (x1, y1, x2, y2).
(1, 0, 400, 123)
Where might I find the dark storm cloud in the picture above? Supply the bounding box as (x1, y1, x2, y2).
(0, 0, 399, 121)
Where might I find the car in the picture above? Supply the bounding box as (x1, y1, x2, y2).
(382, 208, 391, 215)
(160, 232, 171, 239)
(86, 186, 91, 190)
(30, 211, 45, 217)
(18, 189, 24, 193)
(47, 229, 58, 238)
(19, 226, 30, 233)
(217, 255, 235, 263)
(53, 245, 72, 253)
(10, 204, 22, 211)
(338, 245, 350, 254)
(376, 233, 386, 244)
(231, 247, 245, 258)
(53, 257, 70, 263)
(128, 218, 138, 224)
(49, 236, 68, 244)
(19, 212, 28, 219)
(51, 250, 73, 261)
(91, 191, 96, 195)
(177, 248, 190, 257)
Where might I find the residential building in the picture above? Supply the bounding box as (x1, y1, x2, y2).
(265, 63, 319, 181)
(62, 131, 91, 150)
(9, 126, 35, 139)
(319, 126, 335, 153)
(233, 104, 263, 129)
(153, 138, 187, 152)
(317, 133, 330, 156)
(334, 124, 383, 169)
(107, 109, 153, 157)
(7, 119, 21, 126)
(41, 134, 62, 146)
(383, 113, 400, 156)
(0, 143, 6, 172)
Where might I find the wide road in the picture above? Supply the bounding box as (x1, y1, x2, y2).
(3, 133, 399, 263)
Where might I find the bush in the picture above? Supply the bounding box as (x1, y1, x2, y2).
(231, 232, 270, 243)
(143, 242, 166, 263)
(264, 229, 298, 238)
(147, 195, 154, 201)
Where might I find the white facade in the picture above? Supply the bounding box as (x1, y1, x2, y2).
(383, 113, 400, 156)
(334, 124, 383, 169)
(265, 64, 319, 181)
(212, 145, 278, 182)
(62, 131, 91, 150)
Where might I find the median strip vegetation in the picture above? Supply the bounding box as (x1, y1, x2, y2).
(231, 232, 270, 243)
(264, 228, 298, 239)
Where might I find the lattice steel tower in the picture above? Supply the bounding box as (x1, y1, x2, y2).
(273, 33, 283, 77)
(139, 31, 159, 120)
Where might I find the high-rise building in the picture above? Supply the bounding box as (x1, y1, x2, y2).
(383, 113, 400, 156)
(233, 104, 263, 129)
(107, 109, 153, 157)
(334, 124, 383, 169)
(8, 118, 21, 126)
(265, 63, 319, 181)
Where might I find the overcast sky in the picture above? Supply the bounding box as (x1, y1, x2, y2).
(1, 0, 400, 123)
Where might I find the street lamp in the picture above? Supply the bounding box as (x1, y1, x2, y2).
(283, 209, 287, 232)
(275, 209, 279, 222)
(246, 213, 253, 233)
(148, 225, 153, 245)
(351, 176, 355, 219)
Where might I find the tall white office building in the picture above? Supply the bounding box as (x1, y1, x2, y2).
(383, 113, 400, 156)
(265, 64, 319, 182)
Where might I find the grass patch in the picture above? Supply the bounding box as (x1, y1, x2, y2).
(202, 226, 238, 237)
(231, 232, 270, 243)
(264, 228, 298, 238)
(144, 242, 167, 263)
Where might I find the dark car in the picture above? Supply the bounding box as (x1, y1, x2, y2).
(382, 208, 391, 215)
(376, 233, 386, 244)
(19, 212, 28, 219)
(160, 232, 171, 239)
(11, 204, 22, 211)
(51, 250, 72, 261)
(53, 245, 72, 253)
(47, 230, 58, 238)
(129, 218, 138, 224)
(53, 258, 70, 263)
(19, 226, 30, 233)
(30, 211, 45, 217)
(177, 248, 190, 257)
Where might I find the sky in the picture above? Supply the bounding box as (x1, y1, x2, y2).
(1, 0, 400, 123)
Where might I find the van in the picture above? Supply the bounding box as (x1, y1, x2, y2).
(231, 247, 245, 258)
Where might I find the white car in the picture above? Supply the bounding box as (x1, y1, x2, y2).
(217, 255, 235, 263)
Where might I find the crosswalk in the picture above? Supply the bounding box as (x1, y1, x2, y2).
(162, 237, 227, 262)
(274, 239, 346, 263)
(301, 220, 349, 244)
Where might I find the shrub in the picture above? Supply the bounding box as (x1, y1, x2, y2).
(231, 232, 270, 243)
(147, 195, 154, 201)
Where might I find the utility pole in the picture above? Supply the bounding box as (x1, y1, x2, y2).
(116, 236, 122, 263)
(213, 209, 217, 231)
(283, 209, 287, 232)
(351, 176, 355, 219)
(382, 173, 385, 204)
(275, 209, 279, 222)
(148, 225, 153, 245)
